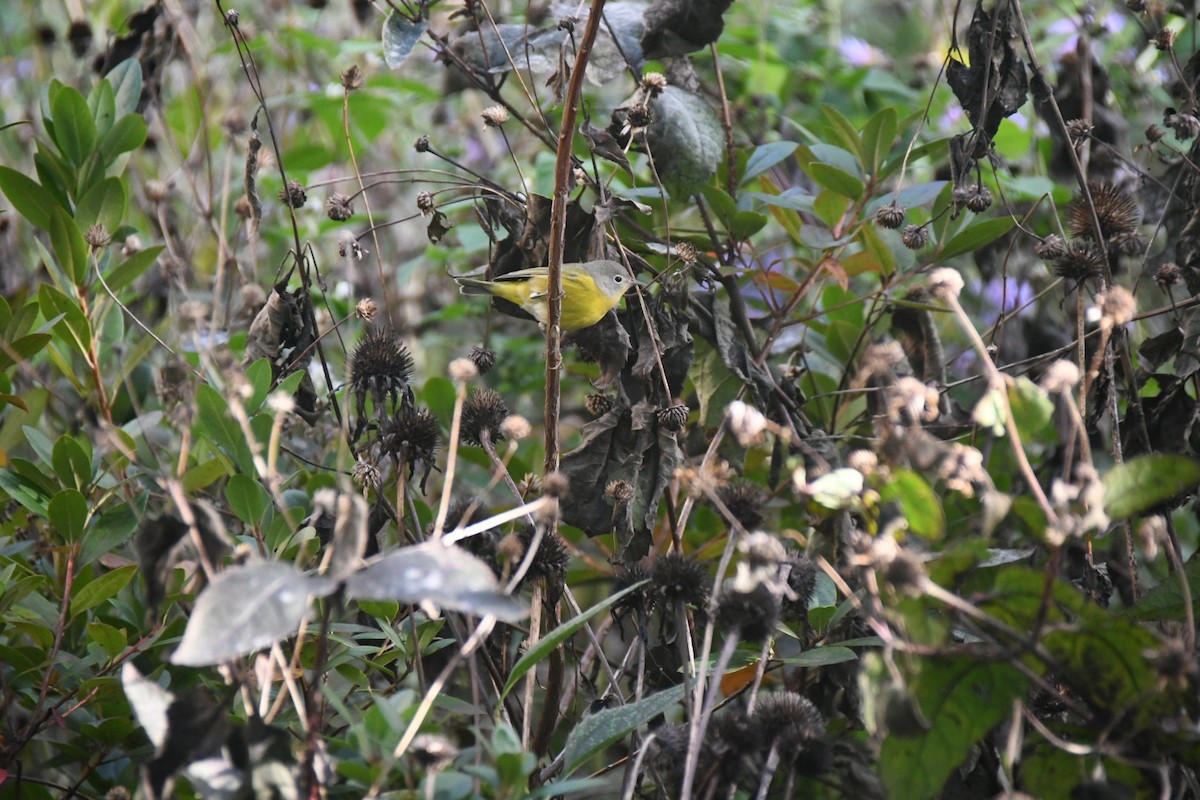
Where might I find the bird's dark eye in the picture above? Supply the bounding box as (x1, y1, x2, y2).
(614, 275, 624, 283)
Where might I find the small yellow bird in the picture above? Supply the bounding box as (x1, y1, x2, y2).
(454, 260, 635, 331)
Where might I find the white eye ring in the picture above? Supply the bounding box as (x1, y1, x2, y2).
(614, 275, 624, 283)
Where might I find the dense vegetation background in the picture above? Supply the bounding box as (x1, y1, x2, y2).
(1, 0, 1200, 797)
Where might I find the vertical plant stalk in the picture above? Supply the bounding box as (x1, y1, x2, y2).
(543, 0, 607, 475)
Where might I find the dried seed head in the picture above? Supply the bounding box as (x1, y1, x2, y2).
(355, 297, 378, 321)
(675, 240, 697, 264)
(626, 103, 653, 129)
(380, 406, 441, 465)
(965, 185, 992, 213)
(278, 180, 307, 208)
(1065, 118, 1093, 145)
(1051, 240, 1106, 283)
(417, 191, 436, 216)
(350, 327, 414, 401)
(658, 403, 689, 432)
(352, 458, 382, 492)
(68, 19, 92, 57)
(875, 201, 906, 230)
(543, 471, 569, 498)
(585, 392, 614, 417)
(753, 692, 829, 775)
(1145, 123, 1165, 143)
(146, 179, 171, 204)
(1099, 286, 1136, 327)
(518, 526, 569, 585)
(927, 267, 964, 301)
(714, 582, 781, 642)
(781, 554, 819, 622)
(518, 473, 543, 496)
(327, 192, 355, 221)
(460, 388, 509, 446)
(1154, 262, 1181, 287)
(952, 185, 972, 210)
(557, 15, 576, 31)
(1166, 111, 1200, 140)
(884, 549, 926, 595)
(1040, 359, 1081, 394)
(606, 479, 635, 503)
(1110, 231, 1144, 256)
(651, 553, 710, 608)
(224, 9, 240, 26)
(414, 135, 430, 152)
(612, 563, 654, 612)
(481, 105, 510, 127)
(468, 345, 496, 374)
(341, 64, 365, 91)
(1155, 27, 1176, 50)
(641, 71, 667, 97)
(500, 414, 531, 441)
(85, 224, 111, 248)
(1067, 183, 1140, 242)
(448, 357, 478, 383)
(717, 479, 769, 530)
(937, 443, 986, 497)
(901, 224, 928, 250)
(739, 531, 787, 569)
(1035, 234, 1067, 262)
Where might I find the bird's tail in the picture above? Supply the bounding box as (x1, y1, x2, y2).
(453, 276, 493, 295)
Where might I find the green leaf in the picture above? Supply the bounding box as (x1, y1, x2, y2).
(646, 87, 724, 197)
(807, 162, 865, 199)
(382, 12, 429, 69)
(52, 434, 92, 491)
(935, 217, 1015, 263)
(730, 210, 768, 240)
(50, 86, 97, 167)
(71, 565, 137, 617)
(0, 467, 52, 517)
(88, 79, 116, 138)
(196, 383, 255, 473)
(244, 358, 274, 414)
(1103, 455, 1200, 519)
(502, 581, 648, 699)
(861, 106, 898, 176)
(0, 165, 60, 231)
(1007, 376, 1055, 448)
(820, 104, 862, 162)
(38, 283, 92, 355)
(226, 473, 271, 527)
(879, 469, 944, 540)
(741, 141, 798, 183)
(104, 244, 163, 294)
(106, 59, 143, 120)
(97, 114, 147, 164)
(86, 620, 127, 659)
(49, 206, 88, 283)
(562, 684, 686, 776)
(48, 488, 89, 542)
(1123, 560, 1200, 622)
(880, 658, 1026, 800)
(182, 457, 230, 492)
(779, 646, 858, 667)
(75, 176, 126, 232)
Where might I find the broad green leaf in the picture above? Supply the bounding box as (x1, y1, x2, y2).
(87, 620, 127, 659)
(730, 209, 768, 241)
(807, 162, 865, 199)
(104, 244, 163, 294)
(562, 684, 686, 776)
(97, 114, 147, 164)
(1103, 455, 1200, 519)
(0, 467, 52, 517)
(106, 58, 143, 120)
(502, 581, 647, 699)
(382, 12, 429, 69)
(1122, 560, 1200, 622)
(71, 565, 137, 617)
(195, 383, 255, 473)
(48, 488, 89, 542)
(245, 358, 274, 414)
(51, 434, 92, 490)
(0, 166, 61, 232)
(861, 106, 898, 176)
(935, 217, 1015, 263)
(50, 86, 97, 167)
(779, 646, 858, 667)
(49, 207, 88, 283)
(38, 283, 92, 355)
(226, 473, 271, 527)
(1007, 376, 1055, 448)
(972, 387, 1006, 437)
(171, 560, 334, 666)
(880, 658, 1026, 799)
(742, 141, 798, 183)
(75, 176, 126, 232)
(646, 86, 723, 197)
(182, 457, 230, 492)
(820, 104, 862, 162)
(879, 469, 944, 540)
(88, 79, 116, 138)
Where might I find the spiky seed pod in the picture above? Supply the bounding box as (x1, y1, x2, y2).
(611, 563, 654, 613)
(68, 19, 92, 57)
(355, 298, 378, 321)
(676, 240, 698, 264)
(416, 191, 435, 215)
(542, 472, 569, 498)
(585, 393, 614, 417)
(658, 403, 689, 432)
(606, 479, 634, 503)
(714, 583, 780, 642)
(717, 479, 769, 530)
(414, 135, 430, 152)
(85, 224, 111, 248)
(781, 554, 819, 623)
(380, 406, 440, 465)
(884, 550, 926, 595)
(518, 526, 569, 586)
(641, 72, 668, 97)
(1110, 231, 1144, 256)
(481, 105, 509, 127)
(1067, 183, 1140, 241)
(1035, 234, 1067, 262)
(1065, 118, 1093, 145)
(626, 103, 653, 129)
(875, 201, 906, 229)
(1145, 123, 1165, 143)
(753, 692, 829, 776)
(460, 388, 510, 446)
(1166, 111, 1200, 140)
(1051, 241, 1106, 283)
(279, 180, 307, 208)
(1100, 286, 1136, 327)
(327, 192, 355, 221)
(1155, 262, 1181, 287)
(468, 345, 496, 374)
(651, 553, 710, 608)
(965, 185, 992, 213)
(350, 327, 414, 416)
(341, 64, 364, 90)
(352, 459, 381, 492)
(952, 185, 972, 211)
(901, 224, 928, 250)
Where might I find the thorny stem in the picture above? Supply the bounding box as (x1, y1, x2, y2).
(544, 0, 607, 475)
